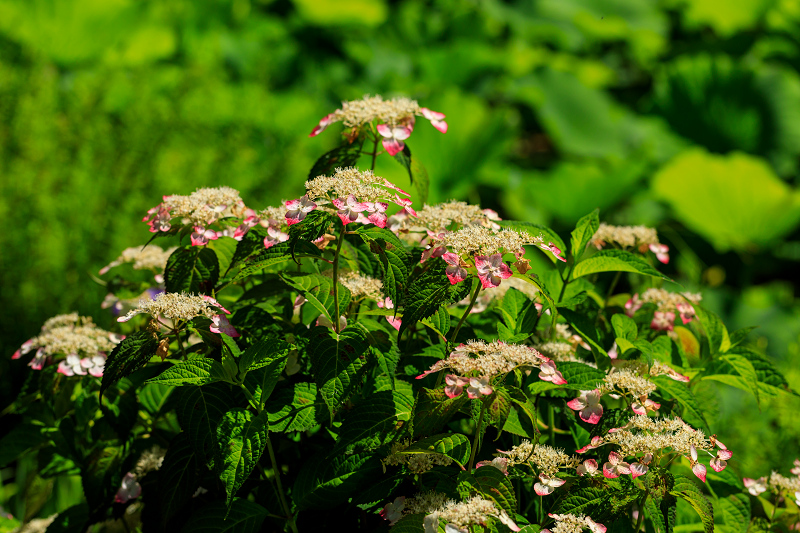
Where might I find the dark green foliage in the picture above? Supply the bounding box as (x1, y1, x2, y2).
(100, 330, 158, 397)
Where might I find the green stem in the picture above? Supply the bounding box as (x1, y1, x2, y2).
(267, 436, 299, 533)
(547, 403, 555, 444)
(603, 271, 623, 310)
(371, 134, 379, 171)
(173, 325, 188, 360)
(451, 280, 481, 345)
(468, 401, 487, 472)
(332, 225, 346, 333)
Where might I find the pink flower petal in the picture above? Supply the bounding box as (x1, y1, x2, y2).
(692, 462, 707, 482)
(381, 137, 405, 157)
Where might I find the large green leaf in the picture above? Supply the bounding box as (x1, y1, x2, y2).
(307, 326, 369, 416)
(81, 446, 121, 517)
(177, 383, 237, 464)
(180, 500, 268, 533)
(669, 475, 714, 533)
(221, 241, 320, 286)
(572, 250, 667, 280)
(398, 433, 471, 467)
(570, 208, 600, 262)
(158, 433, 199, 526)
(238, 338, 291, 374)
(334, 390, 413, 453)
(468, 466, 517, 516)
(720, 353, 760, 404)
(215, 408, 269, 506)
(353, 225, 411, 304)
(401, 262, 472, 334)
(293, 451, 382, 510)
(717, 494, 750, 533)
(101, 330, 158, 397)
(560, 308, 610, 363)
(651, 375, 709, 431)
(243, 358, 287, 410)
(309, 140, 364, 179)
(165, 245, 220, 294)
(653, 148, 800, 251)
(265, 382, 330, 432)
(287, 209, 338, 258)
(412, 387, 469, 437)
(147, 358, 229, 386)
(693, 305, 730, 355)
(225, 227, 270, 275)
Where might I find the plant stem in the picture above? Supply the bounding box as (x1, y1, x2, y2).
(603, 271, 622, 309)
(266, 436, 299, 533)
(371, 135, 379, 171)
(332, 224, 346, 333)
(451, 280, 481, 345)
(547, 403, 555, 444)
(468, 400, 487, 472)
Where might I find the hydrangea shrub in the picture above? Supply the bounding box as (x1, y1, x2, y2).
(3, 95, 799, 533)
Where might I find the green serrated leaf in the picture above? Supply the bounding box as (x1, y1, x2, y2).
(399, 433, 471, 467)
(287, 209, 338, 259)
(555, 486, 612, 519)
(147, 358, 229, 386)
(180, 499, 268, 533)
(718, 494, 750, 533)
(612, 314, 638, 341)
(81, 446, 121, 517)
(560, 308, 610, 364)
(207, 237, 238, 275)
(721, 353, 760, 405)
(570, 209, 600, 262)
(226, 227, 270, 274)
(307, 327, 369, 416)
(221, 241, 320, 286)
(334, 390, 413, 453)
(401, 261, 471, 334)
(413, 387, 469, 438)
(572, 250, 668, 280)
(420, 305, 451, 339)
(670, 475, 714, 533)
(694, 306, 730, 355)
(293, 451, 382, 510)
(101, 330, 158, 397)
(177, 383, 237, 464)
(265, 382, 330, 432)
(215, 408, 269, 507)
(238, 338, 291, 374)
(458, 467, 517, 516)
(158, 433, 199, 526)
(165, 245, 220, 294)
(651, 375, 709, 431)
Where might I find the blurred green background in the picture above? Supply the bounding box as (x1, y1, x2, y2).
(1, 0, 800, 481)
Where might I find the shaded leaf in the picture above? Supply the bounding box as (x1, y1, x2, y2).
(572, 250, 668, 280)
(571, 208, 600, 262)
(165, 245, 220, 294)
(180, 499, 268, 533)
(215, 408, 269, 506)
(147, 358, 229, 386)
(101, 330, 158, 398)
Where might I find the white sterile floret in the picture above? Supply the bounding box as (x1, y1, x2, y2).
(427, 496, 519, 532)
(132, 446, 166, 476)
(497, 441, 579, 474)
(100, 245, 176, 274)
(117, 292, 223, 323)
(440, 225, 535, 257)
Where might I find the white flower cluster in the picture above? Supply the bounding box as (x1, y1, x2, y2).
(15, 313, 118, 359)
(305, 167, 398, 204)
(395, 200, 500, 233)
(603, 415, 711, 457)
(99, 245, 176, 275)
(422, 340, 550, 377)
(339, 271, 385, 302)
(117, 292, 226, 323)
(144, 186, 246, 229)
(439, 225, 536, 257)
(334, 95, 421, 129)
(496, 441, 579, 474)
(545, 513, 606, 533)
(600, 368, 658, 398)
(591, 223, 661, 250)
(637, 288, 702, 312)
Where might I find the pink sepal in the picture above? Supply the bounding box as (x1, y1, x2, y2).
(385, 316, 402, 331)
(692, 462, 707, 482)
(210, 314, 240, 337)
(309, 112, 337, 137)
(630, 463, 648, 478)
